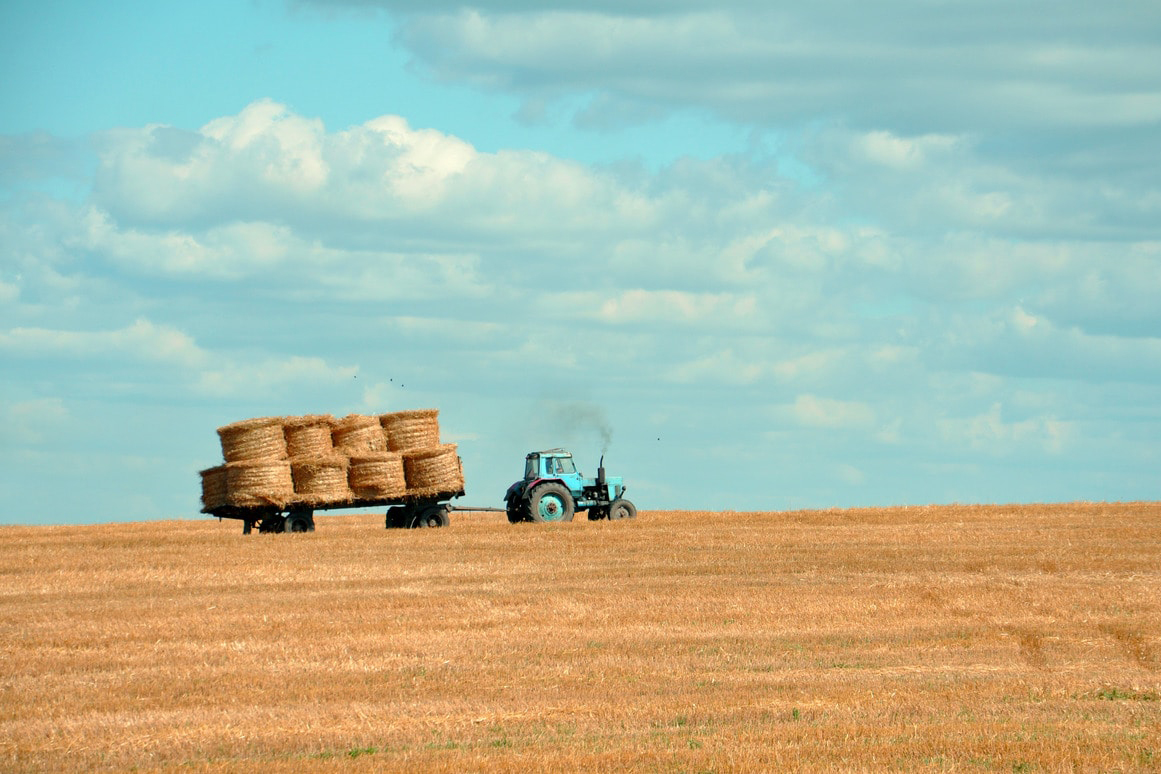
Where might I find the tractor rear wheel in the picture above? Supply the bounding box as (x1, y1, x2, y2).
(527, 482, 575, 523)
(506, 499, 525, 523)
(607, 499, 636, 521)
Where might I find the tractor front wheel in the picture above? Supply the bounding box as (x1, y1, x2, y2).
(527, 482, 575, 523)
(607, 499, 636, 521)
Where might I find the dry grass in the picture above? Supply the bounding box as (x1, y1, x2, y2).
(2, 503, 1159, 772)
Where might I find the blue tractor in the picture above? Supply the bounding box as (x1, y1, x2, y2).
(504, 449, 637, 523)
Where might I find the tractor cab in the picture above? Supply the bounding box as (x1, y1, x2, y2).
(526, 450, 583, 489)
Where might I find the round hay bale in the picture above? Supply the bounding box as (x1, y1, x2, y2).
(348, 452, 406, 500)
(403, 444, 462, 495)
(382, 409, 440, 451)
(284, 414, 335, 458)
(199, 465, 228, 511)
(332, 414, 388, 455)
(291, 454, 351, 505)
(226, 459, 293, 507)
(218, 416, 288, 462)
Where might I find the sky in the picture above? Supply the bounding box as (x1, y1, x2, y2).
(2, 0, 1160, 525)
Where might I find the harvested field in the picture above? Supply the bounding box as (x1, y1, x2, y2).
(2, 503, 1159, 772)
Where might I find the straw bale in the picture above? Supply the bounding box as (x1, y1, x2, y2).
(284, 414, 335, 458)
(348, 452, 406, 500)
(218, 416, 288, 462)
(199, 466, 228, 511)
(332, 414, 388, 455)
(291, 455, 351, 505)
(403, 444, 463, 495)
(225, 460, 294, 507)
(382, 409, 441, 451)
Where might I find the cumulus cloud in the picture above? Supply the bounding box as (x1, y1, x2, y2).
(938, 402, 1072, 456)
(91, 99, 644, 248)
(294, 0, 1160, 256)
(3, 397, 70, 445)
(935, 305, 1161, 384)
(197, 355, 359, 398)
(0, 318, 208, 368)
(789, 394, 876, 430)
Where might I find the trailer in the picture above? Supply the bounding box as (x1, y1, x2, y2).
(203, 487, 466, 534)
(200, 426, 632, 534)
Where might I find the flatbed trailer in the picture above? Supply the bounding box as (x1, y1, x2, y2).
(204, 487, 467, 533)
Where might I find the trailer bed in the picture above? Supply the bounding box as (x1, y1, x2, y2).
(204, 487, 466, 533)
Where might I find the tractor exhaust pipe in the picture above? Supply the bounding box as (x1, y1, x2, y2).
(597, 454, 606, 486)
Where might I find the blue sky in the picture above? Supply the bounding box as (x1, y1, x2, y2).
(2, 0, 1159, 524)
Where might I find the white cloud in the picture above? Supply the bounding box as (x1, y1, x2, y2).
(581, 289, 758, 326)
(856, 131, 959, 169)
(836, 463, 866, 486)
(371, 2, 1161, 143)
(3, 397, 69, 444)
(789, 394, 876, 430)
(0, 319, 208, 368)
(196, 355, 359, 398)
(938, 402, 1072, 455)
(770, 350, 845, 382)
(92, 100, 647, 244)
(667, 348, 765, 385)
(201, 99, 330, 193)
(937, 305, 1161, 383)
(79, 209, 293, 278)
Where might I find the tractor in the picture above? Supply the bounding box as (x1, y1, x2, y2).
(504, 449, 636, 523)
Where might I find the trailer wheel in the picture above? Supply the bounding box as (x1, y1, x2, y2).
(386, 506, 408, 529)
(607, 499, 636, 521)
(259, 515, 286, 533)
(410, 505, 450, 528)
(285, 509, 314, 533)
(527, 482, 575, 523)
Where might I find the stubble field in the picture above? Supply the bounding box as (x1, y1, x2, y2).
(2, 503, 1159, 772)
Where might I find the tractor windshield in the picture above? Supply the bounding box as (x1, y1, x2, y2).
(525, 456, 538, 479)
(548, 456, 577, 475)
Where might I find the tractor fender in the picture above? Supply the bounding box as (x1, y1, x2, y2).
(521, 478, 569, 500)
(504, 480, 525, 502)
(506, 477, 572, 505)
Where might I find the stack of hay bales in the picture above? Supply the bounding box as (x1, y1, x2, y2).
(381, 409, 463, 498)
(199, 409, 463, 512)
(286, 415, 350, 506)
(208, 417, 294, 509)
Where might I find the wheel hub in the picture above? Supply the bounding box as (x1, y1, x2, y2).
(539, 496, 563, 520)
